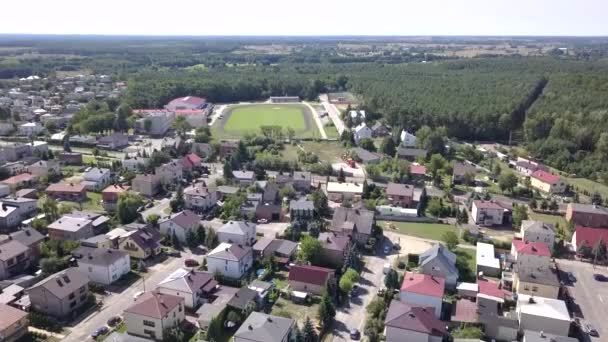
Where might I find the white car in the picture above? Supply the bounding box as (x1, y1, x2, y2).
(133, 291, 144, 301)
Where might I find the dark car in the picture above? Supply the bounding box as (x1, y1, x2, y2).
(91, 326, 109, 339)
(185, 259, 199, 267)
(350, 328, 360, 340)
(165, 250, 181, 257)
(585, 324, 599, 337)
(107, 316, 122, 327)
(593, 274, 608, 282)
(567, 272, 576, 283)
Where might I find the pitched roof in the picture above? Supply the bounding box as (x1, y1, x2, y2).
(123, 228, 162, 250)
(124, 291, 183, 319)
(512, 239, 551, 257)
(0, 303, 27, 331)
(266, 239, 297, 257)
(573, 225, 608, 247)
(161, 210, 199, 230)
(2, 173, 36, 185)
(227, 287, 258, 310)
(208, 242, 251, 261)
(351, 147, 381, 162)
(400, 272, 445, 297)
(477, 278, 509, 300)
(384, 300, 447, 336)
(288, 265, 335, 287)
(48, 215, 91, 232)
(102, 184, 130, 194)
(219, 221, 256, 235)
(29, 268, 89, 299)
(233, 170, 254, 180)
(521, 220, 555, 234)
(397, 147, 427, 158)
(158, 268, 217, 294)
(318, 232, 350, 252)
(410, 164, 427, 175)
(289, 200, 314, 211)
(330, 207, 374, 235)
(568, 203, 608, 215)
(46, 182, 86, 193)
(10, 228, 45, 247)
(518, 267, 560, 287)
(234, 312, 294, 342)
(419, 243, 458, 275)
(386, 182, 414, 197)
(531, 170, 560, 184)
(0, 240, 29, 262)
(473, 200, 504, 210)
(75, 247, 129, 267)
(453, 163, 476, 176)
(168, 96, 206, 107)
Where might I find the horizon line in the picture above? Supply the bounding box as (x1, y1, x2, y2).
(1, 33, 608, 38)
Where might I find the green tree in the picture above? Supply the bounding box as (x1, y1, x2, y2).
(172, 116, 192, 137)
(171, 231, 181, 250)
(143, 118, 152, 133)
(302, 316, 318, 342)
(452, 324, 484, 339)
(40, 195, 59, 222)
(512, 203, 529, 228)
(197, 225, 206, 244)
(427, 154, 446, 183)
(226, 311, 242, 324)
(358, 137, 376, 152)
(593, 238, 607, 263)
(577, 240, 592, 258)
(146, 214, 160, 228)
(427, 197, 444, 217)
(339, 276, 353, 294)
(170, 185, 185, 212)
(384, 268, 400, 289)
(498, 170, 518, 194)
(379, 136, 396, 157)
(549, 199, 559, 212)
(441, 231, 459, 251)
(236, 140, 249, 164)
(204, 227, 217, 248)
(114, 104, 131, 132)
(185, 229, 198, 249)
(117, 192, 144, 224)
(279, 184, 296, 200)
(298, 236, 322, 264)
(223, 160, 233, 179)
(317, 289, 336, 331)
(162, 327, 185, 342)
(311, 188, 329, 217)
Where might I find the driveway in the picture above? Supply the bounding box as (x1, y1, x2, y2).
(141, 198, 170, 220)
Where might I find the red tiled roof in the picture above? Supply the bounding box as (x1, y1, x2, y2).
(169, 96, 206, 106)
(124, 291, 183, 319)
(288, 265, 335, 287)
(511, 239, 551, 257)
(400, 272, 445, 297)
(531, 170, 560, 184)
(46, 182, 86, 193)
(410, 165, 427, 175)
(2, 173, 36, 185)
(385, 300, 447, 336)
(473, 200, 503, 210)
(0, 303, 27, 331)
(574, 226, 608, 248)
(477, 278, 508, 299)
(451, 298, 477, 323)
(102, 184, 130, 194)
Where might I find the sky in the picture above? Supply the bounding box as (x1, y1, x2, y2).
(1, 0, 607, 36)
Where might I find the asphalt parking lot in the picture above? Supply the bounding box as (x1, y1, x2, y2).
(557, 259, 608, 341)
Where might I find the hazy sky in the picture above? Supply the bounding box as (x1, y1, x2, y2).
(1, 0, 606, 36)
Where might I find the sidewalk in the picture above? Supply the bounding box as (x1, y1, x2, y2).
(28, 326, 67, 339)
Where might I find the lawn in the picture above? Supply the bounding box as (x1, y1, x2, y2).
(529, 211, 568, 228)
(324, 123, 340, 139)
(455, 247, 476, 275)
(379, 220, 459, 241)
(282, 141, 347, 164)
(565, 176, 608, 201)
(271, 296, 320, 327)
(58, 192, 104, 213)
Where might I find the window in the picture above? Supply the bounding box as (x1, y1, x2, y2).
(524, 284, 530, 291)
(79, 286, 86, 293)
(143, 320, 156, 327)
(144, 329, 155, 338)
(70, 301, 77, 308)
(69, 293, 75, 300)
(532, 286, 538, 292)
(80, 295, 87, 302)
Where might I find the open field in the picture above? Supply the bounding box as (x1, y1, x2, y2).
(379, 220, 459, 241)
(271, 296, 320, 327)
(529, 211, 568, 228)
(212, 103, 320, 138)
(282, 141, 347, 164)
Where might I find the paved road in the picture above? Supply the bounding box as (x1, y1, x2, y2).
(320, 95, 346, 136)
(64, 251, 204, 342)
(141, 198, 170, 220)
(208, 104, 227, 126)
(303, 101, 328, 139)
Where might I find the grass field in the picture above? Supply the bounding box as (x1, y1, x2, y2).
(282, 141, 347, 164)
(529, 211, 568, 228)
(379, 220, 459, 241)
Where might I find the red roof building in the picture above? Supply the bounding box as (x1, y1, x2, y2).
(166, 96, 206, 110)
(531, 170, 560, 184)
(511, 239, 551, 257)
(180, 153, 202, 171)
(572, 226, 608, 249)
(477, 278, 509, 300)
(400, 272, 446, 297)
(288, 265, 335, 296)
(385, 300, 448, 340)
(410, 164, 427, 176)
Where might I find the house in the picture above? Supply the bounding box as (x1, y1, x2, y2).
(46, 182, 87, 201)
(10, 228, 45, 258)
(371, 122, 390, 137)
(471, 200, 505, 226)
(98, 133, 129, 150)
(252, 238, 297, 263)
(399, 272, 445, 318)
(234, 312, 295, 342)
(191, 142, 213, 161)
(82, 234, 113, 249)
(183, 182, 218, 213)
(318, 232, 351, 268)
(452, 163, 476, 184)
(288, 265, 335, 296)
(196, 286, 239, 329)
(396, 147, 427, 161)
(520, 220, 555, 251)
(0, 184, 9, 197)
(516, 294, 570, 336)
(566, 203, 608, 228)
(386, 183, 416, 208)
(82, 167, 111, 191)
(522, 330, 577, 342)
(247, 280, 274, 305)
(121, 157, 148, 171)
(165, 96, 206, 110)
(227, 287, 258, 313)
(18, 122, 43, 136)
(131, 173, 161, 197)
(159, 210, 200, 243)
(410, 164, 427, 180)
(134, 110, 175, 136)
(58, 152, 83, 165)
(217, 221, 256, 246)
(351, 147, 381, 164)
(0, 202, 21, 232)
(476, 242, 501, 277)
(511, 239, 551, 271)
(330, 207, 375, 246)
(326, 181, 364, 202)
(419, 244, 459, 289)
(514, 267, 560, 299)
(219, 141, 238, 159)
(1, 197, 37, 221)
(155, 161, 182, 185)
(116, 228, 162, 259)
(292, 171, 311, 192)
(14, 188, 37, 199)
(289, 200, 314, 220)
(124, 291, 184, 341)
(353, 123, 372, 143)
(1, 173, 37, 191)
(400, 130, 417, 147)
(26, 160, 60, 177)
(530, 170, 566, 194)
(179, 153, 202, 173)
(0, 240, 30, 280)
(0, 303, 28, 342)
(477, 293, 519, 342)
(256, 203, 282, 222)
(384, 300, 448, 342)
(349, 110, 366, 122)
(47, 213, 95, 241)
(101, 184, 130, 212)
(27, 268, 90, 319)
(262, 183, 279, 203)
(206, 243, 253, 279)
(515, 160, 547, 177)
(74, 247, 130, 285)
(156, 268, 218, 309)
(233, 170, 255, 186)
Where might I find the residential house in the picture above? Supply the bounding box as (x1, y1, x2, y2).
(156, 268, 218, 309)
(530, 170, 566, 194)
(121, 157, 148, 171)
(384, 300, 448, 342)
(179, 153, 202, 173)
(247, 280, 274, 305)
(47, 214, 95, 241)
(183, 182, 218, 213)
(191, 142, 213, 161)
(351, 147, 381, 165)
(46, 182, 87, 201)
(27, 268, 90, 319)
(3, 162, 27, 176)
(263, 183, 279, 203)
(58, 152, 83, 165)
(318, 232, 351, 268)
(452, 163, 476, 185)
(227, 287, 258, 313)
(397, 147, 427, 161)
(571, 226, 608, 253)
(196, 286, 239, 329)
(18, 122, 43, 136)
(515, 267, 560, 299)
(0, 203, 20, 231)
(471, 200, 505, 226)
(131, 173, 161, 197)
(217, 185, 239, 199)
(326, 181, 364, 202)
(97, 133, 128, 150)
(155, 161, 182, 185)
(515, 160, 547, 177)
(399, 272, 445, 319)
(82, 167, 111, 191)
(233, 170, 255, 186)
(386, 183, 417, 208)
(511, 240, 551, 271)
(1, 143, 31, 162)
(566, 203, 608, 228)
(476, 242, 501, 277)
(289, 200, 314, 220)
(353, 123, 372, 143)
(234, 312, 295, 342)
(400, 130, 417, 147)
(1, 173, 37, 191)
(0, 240, 30, 280)
(256, 203, 282, 222)
(291, 171, 311, 192)
(159, 210, 200, 243)
(219, 141, 238, 160)
(82, 235, 113, 249)
(217, 221, 256, 246)
(206, 243, 253, 279)
(10, 228, 45, 259)
(516, 294, 570, 336)
(477, 293, 519, 342)
(330, 207, 375, 246)
(370, 122, 390, 137)
(124, 291, 184, 341)
(74, 247, 130, 285)
(0, 303, 28, 342)
(520, 220, 556, 251)
(419, 244, 459, 289)
(288, 265, 335, 296)
(116, 228, 162, 259)
(1, 197, 37, 221)
(26, 160, 60, 177)
(252, 238, 297, 263)
(101, 184, 130, 212)
(14, 188, 36, 199)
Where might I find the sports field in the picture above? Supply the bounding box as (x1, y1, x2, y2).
(214, 103, 319, 138)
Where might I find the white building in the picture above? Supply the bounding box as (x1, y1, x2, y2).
(184, 183, 218, 213)
(217, 221, 257, 246)
(471, 200, 505, 226)
(82, 167, 111, 191)
(400, 130, 417, 147)
(76, 247, 130, 285)
(326, 181, 364, 202)
(134, 110, 175, 136)
(353, 123, 372, 143)
(517, 294, 570, 336)
(18, 122, 43, 136)
(124, 292, 184, 341)
(156, 268, 218, 309)
(476, 242, 501, 277)
(155, 161, 182, 185)
(206, 243, 253, 279)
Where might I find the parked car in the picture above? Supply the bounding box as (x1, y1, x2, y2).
(107, 316, 122, 327)
(185, 259, 199, 267)
(585, 323, 599, 337)
(133, 291, 144, 301)
(165, 250, 181, 257)
(258, 218, 268, 224)
(91, 326, 109, 339)
(350, 328, 360, 340)
(593, 274, 608, 282)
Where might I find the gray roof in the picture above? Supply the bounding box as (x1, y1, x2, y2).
(419, 243, 459, 277)
(28, 268, 89, 299)
(249, 280, 273, 292)
(568, 203, 608, 215)
(521, 220, 555, 234)
(0, 240, 29, 262)
(233, 170, 254, 180)
(292, 171, 311, 181)
(104, 332, 154, 342)
(48, 215, 91, 232)
(234, 312, 294, 342)
(267, 239, 298, 257)
(209, 243, 251, 261)
(75, 246, 129, 267)
(157, 268, 217, 294)
(331, 207, 375, 235)
(517, 267, 560, 287)
(217, 186, 239, 195)
(290, 200, 314, 211)
(319, 232, 350, 252)
(351, 147, 381, 163)
(9, 228, 45, 247)
(523, 330, 577, 342)
(397, 147, 427, 158)
(219, 221, 256, 235)
(453, 162, 477, 176)
(228, 287, 257, 311)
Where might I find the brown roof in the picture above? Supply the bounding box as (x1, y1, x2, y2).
(386, 182, 414, 197)
(288, 265, 335, 287)
(46, 182, 86, 193)
(124, 291, 183, 319)
(0, 303, 27, 331)
(330, 207, 374, 235)
(0, 240, 29, 262)
(162, 210, 199, 229)
(318, 232, 350, 252)
(385, 300, 447, 336)
(102, 184, 130, 194)
(2, 173, 36, 185)
(29, 268, 89, 299)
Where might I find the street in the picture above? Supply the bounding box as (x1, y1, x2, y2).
(140, 198, 170, 220)
(303, 101, 328, 139)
